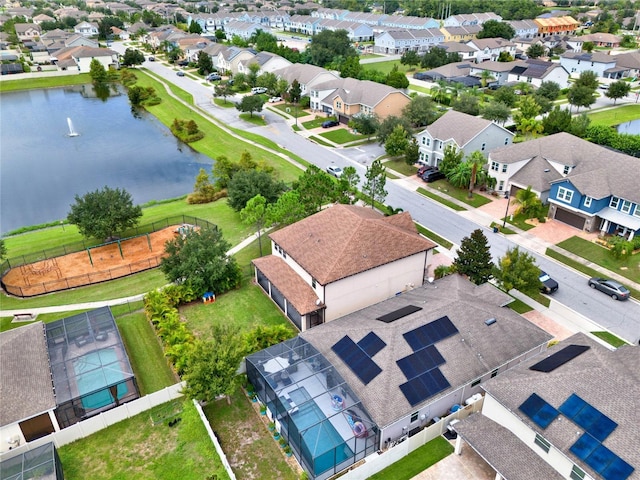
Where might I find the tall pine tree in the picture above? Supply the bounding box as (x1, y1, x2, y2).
(453, 229, 494, 285)
(363, 159, 387, 209)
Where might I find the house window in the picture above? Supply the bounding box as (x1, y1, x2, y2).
(336, 101, 342, 109)
(481, 143, 486, 151)
(504, 137, 510, 145)
(491, 161, 499, 172)
(491, 369, 499, 378)
(422, 137, 426, 145)
(557, 187, 573, 203)
(498, 180, 504, 190)
(634, 205, 640, 218)
(312, 278, 317, 289)
(570, 465, 586, 480)
(471, 378, 481, 387)
(609, 197, 620, 209)
(534, 434, 551, 453)
(621, 200, 632, 214)
(584, 196, 592, 208)
(502, 164, 507, 173)
(410, 411, 419, 423)
(563, 165, 571, 175)
(426, 138, 430, 146)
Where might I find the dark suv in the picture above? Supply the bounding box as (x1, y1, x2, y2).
(413, 72, 429, 80)
(421, 169, 445, 183)
(417, 165, 436, 176)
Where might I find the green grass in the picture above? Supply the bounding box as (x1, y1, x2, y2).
(58, 399, 229, 480)
(428, 180, 492, 208)
(502, 211, 536, 231)
(556, 236, 640, 285)
(301, 117, 328, 129)
(309, 136, 334, 147)
(239, 112, 267, 125)
(368, 436, 453, 480)
(272, 103, 307, 118)
(383, 158, 418, 176)
(203, 390, 298, 480)
(415, 224, 454, 250)
(319, 129, 366, 144)
(214, 97, 235, 107)
(507, 297, 534, 314)
(591, 331, 628, 348)
(408, 84, 432, 94)
(116, 311, 177, 395)
(587, 104, 640, 126)
(361, 60, 411, 76)
(417, 187, 466, 212)
(0, 74, 92, 92)
(490, 222, 516, 235)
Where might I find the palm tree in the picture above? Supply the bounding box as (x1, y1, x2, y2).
(480, 70, 495, 88)
(517, 117, 544, 139)
(466, 151, 486, 198)
(512, 186, 542, 218)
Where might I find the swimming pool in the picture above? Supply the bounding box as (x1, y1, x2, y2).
(74, 348, 128, 410)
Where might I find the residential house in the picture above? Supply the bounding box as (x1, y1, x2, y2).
(614, 51, 640, 79)
(252, 204, 436, 330)
(469, 60, 522, 87)
(373, 28, 444, 55)
(540, 34, 583, 53)
(74, 21, 99, 37)
(560, 51, 620, 79)
(466, 37, 517, 63)
(224, 20, 267, 40)
(440, 25, 482, 42)
(317, 19, 373, 42)
(6, 7, 34, 19)
(444, 12, 502, 27)
(534, 16, 580, 37)
(33, 13, 55, 24)
(438, 41, 477, 62)
(87, 11, 106, 22)
(272, 63, 339, 97)
(417, 61, 474, 83)
(110, 26, 130, 40)
(14, 23, 41, 41)
(311, 77, 411, 123)
(415, 110, 514, 168)
(246, 274, 552, 479)
(454, 333, 639, 480)
(215, 46, 255, 75)
(286, 14, 321, 35)
(505, 58, 570, 89)
(237, 51, 291, 75)
(488, 132, 640, 238)
(507, 19, 539, 39)
(379, 15, 439, 30)
(580, 32, 621, 48)
(53, 46, 118, 72)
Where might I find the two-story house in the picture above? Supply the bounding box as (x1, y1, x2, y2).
(237, 51, 292, 76)
(466, 37, 517, 63)
(488, 132, 640, 239)
(14, 23, 41, 42)
(443, 12, 502, 27)
(252, 204, 436, 331)
(454, 333, 638, 480)
(74, 21, 99, 37)
(506, 59, 571, 89)
(415, 110, 514, 168)
(373, 28, 444, 55)
(273, 64, 340, 99)
(440, 25, 482, 42)
(560, 51, 619, 79)
(507, 19, 539, 39)
(534, 16, 580, 37)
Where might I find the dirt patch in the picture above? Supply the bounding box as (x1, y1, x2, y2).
(2, 227, 179, 296)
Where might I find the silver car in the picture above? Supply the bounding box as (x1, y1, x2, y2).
(588, 277, 630, 301)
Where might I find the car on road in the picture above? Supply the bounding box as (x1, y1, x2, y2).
(322, 120, 339, 128)
(421, 169, 445, 183)
(588, 278, 630, 301)
(251, 87, 267, 94)
(176, 71, 185, 77)
(326, 165, 343, 178)
(148, 56, 155, 62)
(206, 73, 221, 81)
(539, 271, 558, 294)
(269, 96, 282, 103)
(177, 60, 189, 67)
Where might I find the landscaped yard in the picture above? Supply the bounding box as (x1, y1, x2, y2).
(319, 128, 367, 144)
(58, 399, 229, 480)
(383, 158, 419, 176)
(428, 180, 492, 208)
(361, 60, 412, 76)
(587, 104, 640, 126)
(417, 187, 465, 212)
(368, 436, 453, 480)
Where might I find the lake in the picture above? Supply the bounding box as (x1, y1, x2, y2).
(617, 118, 640, 135)
(0, 85, 212, 234)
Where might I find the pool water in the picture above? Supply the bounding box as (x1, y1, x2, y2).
(74, 348, 128, 410)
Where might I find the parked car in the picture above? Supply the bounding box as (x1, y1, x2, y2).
(421, 170, 445, 183)
(206, 73, 221, 81)
(322, 120, 339, 128)
(413, 72, 429, 80)
(539, 271, 558, 294)
(176, 71, 185, 77)
(269, 96, 282, 103)
(251, 87, 267, 94)
(588, 278, 630, 301)
(177, 60, 189, 67)
(326, 165, 343, 178)
(148, 56, 155, 62)
(417, 165, 436, 176)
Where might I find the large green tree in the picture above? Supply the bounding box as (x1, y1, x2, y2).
(481, 100, 511, 125)
(240, 194, 268, 256)
(349, 114, 378, 140)
(526, 44, 545, 59)
(67, 186, 142, 241)
(197, 50, 213, 75)
(567, 85, 596, 112)
(294, 165, 337, 215)
(226, 170, 286, 211)
(466, 151, 486, 198)
(160, 226, 242, 295)
(494, 247, 541, 295)
(542, 106, 572, 135)
(605, 81, 631, 105)
(121, 48, 145, 67)
(452, 229, 494, 285)
(402, 95, 438, 127)
(266, 190, 308, 226)
(235, 95, 265, 117)
(452, 93, 480, 116)
(476, 19, 515, 39)
(385, 124, 411, 157)
(308, 29, 357, 67)
(440, 145, 464, 178)
(363, 158, 387, 208)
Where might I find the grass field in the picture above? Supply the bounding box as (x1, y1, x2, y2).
(362, 60, 411, 76)
(320, 128, 367, 144)
(587, 104, 640, 126)
(384, 158, 418, 176)
(368, 437, 453, 480)
(0, 74, 93, 92)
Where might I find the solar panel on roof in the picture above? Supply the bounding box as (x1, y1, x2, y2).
(529, 344, 590, 372)
(399, 367, 450, 406)
(331, 335, 383, 385)
(397, 344, 445, 380)
(376, 305, 422, 323)
(404, 316, 458, 351)
(518, 393, 560, 429)
(559, 393, 618, 442)
(571, 433, 635, 480)
(357, 332, 386, 358)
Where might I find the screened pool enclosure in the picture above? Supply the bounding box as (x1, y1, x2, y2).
(0, 442, 64, 480)
(246, 337, 379, 480)
(45, 307, 139, 428)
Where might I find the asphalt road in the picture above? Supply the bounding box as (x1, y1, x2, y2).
(117, 45, 640, 344)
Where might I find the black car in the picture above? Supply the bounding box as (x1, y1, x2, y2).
(413, 72, 429, 80)
(177, 60, 189, 67)
(322, 120, 339, 128)
(421, 170, 445, 183)
(417, 165, 436, 176)
(588, 278, 630, 301)
(539, 271, 558, 294)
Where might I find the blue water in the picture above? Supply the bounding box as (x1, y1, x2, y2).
(617, 118, 640, 135)
(74, 348, 127, 409)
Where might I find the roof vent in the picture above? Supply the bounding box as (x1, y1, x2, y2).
(485, 318, 497, 326)
(544, 169, 550, 172)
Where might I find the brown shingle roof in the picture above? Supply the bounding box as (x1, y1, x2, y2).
(0, 323, 56, 427)
(269, 205, 435, 285)
(252, 255, 321, 315)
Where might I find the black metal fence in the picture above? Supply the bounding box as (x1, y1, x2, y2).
(1, 216, 216, 298)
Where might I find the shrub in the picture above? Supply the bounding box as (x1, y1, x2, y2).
(434, 264, 454, 279)
(170, 118, 205, 143)
(608, 237, 633, 259)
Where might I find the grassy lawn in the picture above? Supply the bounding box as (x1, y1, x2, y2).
(490, 222, 516, 235)
(319, 128, 366, 144)
(58, 399, 229, 480)
(507, 297, 534, 314)
(502, 211, 536, 231)
(309, 136, 334, 147)
(417, 187, 466, 212)
(592, 331, 629, 348)
(0, 74, 92, 92)
(556, 236, 640, 284)
(368, 436, 453, 480)
(214, 97, 235, 108)
(384, 158, 418, 176)
(116, 311, 177, 395)
(272, 103, 307, 118)
(415, 224, 454, 250)
(361, 60, 411, 76)
(301, 117, 328, 129)
(239, 112, 267, 125)
(428, 180, 492, 208)
(203, 390, 298, 480)
(587, 104, 640, 126)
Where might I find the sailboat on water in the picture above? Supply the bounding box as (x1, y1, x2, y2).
(67, 117, 79, 137)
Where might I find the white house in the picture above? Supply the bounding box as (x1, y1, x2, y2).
(252, 204, 436, 330)
(415, 110, 514, 168)
(507, 19, 539, 39)
(506, 59, 571, 88)
(272, 63, 340, 97)
(444, 12, 502, 27)
(53, 46, 118, 72)
(237, 51, 292, 75)
(74, 21, 99, 37)
(454, 333, 639, 480)
(373, 28, 444, 55)
(466, 37, 517, 63)
(560, 51, 618, 79)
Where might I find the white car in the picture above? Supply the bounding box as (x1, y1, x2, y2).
(326, 165, 343, 178)
(269, 96, 282, 103)
(251, 87, 267, 94)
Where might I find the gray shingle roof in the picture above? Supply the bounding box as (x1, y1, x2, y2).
(510, 156, 562, 194)
(300, 274, 552, 428)
(481, 333, 640, 480)
(0, 323, 56, 427)
(424, 110, 501, 148)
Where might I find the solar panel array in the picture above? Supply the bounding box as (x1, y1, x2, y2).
(331, 333, 385, 385)
(376, 305, 422, 323)
(518, 393, 560, 429)
(529, 345, 590, 373)
(570, 433, 634, 480)
(559, 394, 618, 442)
(398, 316, 459, 406)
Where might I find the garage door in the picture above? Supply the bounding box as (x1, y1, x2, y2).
(509, 185, 523, 198)
(554, 208, 586, 229)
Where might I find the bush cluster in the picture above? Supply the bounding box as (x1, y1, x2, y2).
(170, 118, 205, 143)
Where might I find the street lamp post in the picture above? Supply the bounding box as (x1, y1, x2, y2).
(502, 191, 510, 229)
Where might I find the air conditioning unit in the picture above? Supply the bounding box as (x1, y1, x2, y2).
(465, 393, 483, 406)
